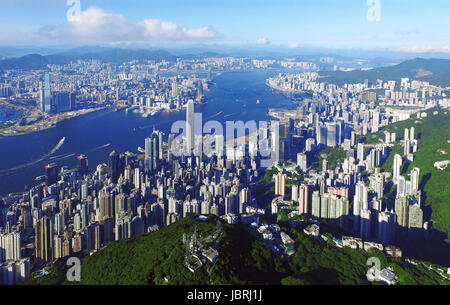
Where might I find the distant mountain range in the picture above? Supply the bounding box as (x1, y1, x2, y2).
(319, 58, 450, 87)
(2, 49, 450, 87)
(0, 47, 177, 71)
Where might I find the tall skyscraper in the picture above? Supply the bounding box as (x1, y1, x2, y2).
(397, 175, 406, 197)
(40, 73, 52, 113)
(378, 210, 396, 245)
(145, 131, 160, 172)
(404, 128, 409, 141)
(35, 216, 54, 263)
(408, 204, 423, 229)
(372, 110, 380, 132)
(410, 167, 420, 194)
(77, 155, 89, 176)
(353, 182, 368, 216)
(291, 185, 299, 202)
(196, 80, 204, 102)
(311, 191, 321, 218)
(108, 151, 120, 184)
(326, 122, 337, 147)
(357, 143, 365, 162)
(52, 92, 70, 113)
(395, 196, 409, 228)
(69, 92, 77, 110)
(393, 154, 402, 180)
(44, 163, 58, 187)
(297, 153, 308, 172)
(171, 80, 178, 97)
(186, 100, 195, 154)
(275, 173, 286, 197)
(360, 209, 372, 240)
(0, 232, 21, 262)
(299, 184, 310, 215)
(404, 139, 411, 156)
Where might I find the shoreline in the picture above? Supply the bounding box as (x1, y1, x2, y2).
(0, 106, 108, 137)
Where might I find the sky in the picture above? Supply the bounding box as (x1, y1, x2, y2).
(0, 0, 449, 54)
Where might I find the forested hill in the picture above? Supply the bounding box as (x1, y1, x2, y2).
(320, 58, 450, 87)
(25, 216, 445, 285)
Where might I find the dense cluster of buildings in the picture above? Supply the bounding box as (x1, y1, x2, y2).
(267, 72, 450, 108)
(0, 55, 448, 285)
(265, 73, 444, 258)
(0, 98, 286, 284)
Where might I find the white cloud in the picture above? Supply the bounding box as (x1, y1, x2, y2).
(254, 37, 270, 45)
(289, 42, 301, 49)
(37, 6, 218, 44)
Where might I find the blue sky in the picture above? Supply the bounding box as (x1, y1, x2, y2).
(0, 0, 449, 53)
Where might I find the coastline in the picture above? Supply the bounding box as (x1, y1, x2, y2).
(0, 106, 108, 137)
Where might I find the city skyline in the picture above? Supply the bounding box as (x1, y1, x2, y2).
(1, 0, 449, 289)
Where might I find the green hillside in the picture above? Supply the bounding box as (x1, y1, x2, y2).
(25, 216, 446, 285)
(363, 109, 450, 241)
(320, 58, 450, 87)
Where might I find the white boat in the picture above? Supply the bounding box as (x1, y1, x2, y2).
(150, 109, 163, 116)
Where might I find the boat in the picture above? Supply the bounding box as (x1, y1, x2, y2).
(256, 99, 261, 104)
(149, 109, 163, 116)
(125, 105, 139, 112)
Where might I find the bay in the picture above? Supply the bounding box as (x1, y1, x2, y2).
(0, 70, 300, 195)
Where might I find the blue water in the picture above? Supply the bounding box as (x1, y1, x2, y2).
(0, 70, 300, 195)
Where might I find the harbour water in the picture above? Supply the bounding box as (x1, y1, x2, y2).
(0, 70, 302, 195)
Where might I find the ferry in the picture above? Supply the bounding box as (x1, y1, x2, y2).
(152, 109, 163, 116)
(125, 105, 139, 113)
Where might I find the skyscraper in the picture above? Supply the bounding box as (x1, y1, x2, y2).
(108, 151, 120, 184)
(35, 216, 53, 263)
(408, 203, 423, 229)
(44, 163, 58, 187)
(40, 73, 52, 113)
(378, 210, 396, 245)
(299, 184, 310, 215)
(397, 175, 406, 197)
(52, 92, 70, 113)
(353, 182, 368, 216)
(395, 196, 409, 228)
(69, 92, 77, 110)
(186, 99, 195, 154)
(196, 80, 204, 102)
(360, 208, 372, 240)
(326, 122, 337, 147)
(357, 143, 365, 162)
(410, 126, 415, 141)
(275, 173, 286, 197)
(297, 153, 308, 172)
(77, 155, 88, 176)
(311, 191, 321, 218)
(145, 131, 160, 172)
(393, 154, 402, 180)
(410, 167, 420, 195)
(404, 128, 409, 141)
